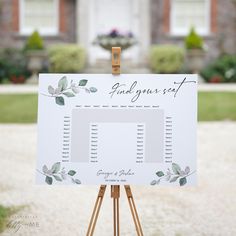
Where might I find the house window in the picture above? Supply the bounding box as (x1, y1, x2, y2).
(171, 0, 210, 36)
(20, 0, 59, 35)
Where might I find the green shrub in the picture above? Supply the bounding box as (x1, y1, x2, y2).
(0, 48, 30, 83)
(150, 45, 184, 73)
(24, 30, 44, 51)
(185, 27, 203, 50)
(48, 44, 86, 73)
(200, 55, 236, 83)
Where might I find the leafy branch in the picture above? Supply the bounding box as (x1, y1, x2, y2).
(150, 163, 195, 186)
(37, 162, 81, 185)
(42, 76, 97, 105)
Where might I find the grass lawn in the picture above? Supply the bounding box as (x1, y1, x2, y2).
(0, 92, 236, 123)
(0, 94, 38, 123)
(198, 92, 236, 121)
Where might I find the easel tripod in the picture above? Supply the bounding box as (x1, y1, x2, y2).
(86, 48, 144, 236)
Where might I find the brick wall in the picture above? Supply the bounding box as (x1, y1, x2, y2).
(0, 0, 14, 47)
(0, 0, 77, 48)
(151, 0, 236, 61)
(216, 0, 236, 55)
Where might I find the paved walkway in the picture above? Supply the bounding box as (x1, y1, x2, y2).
(0, 122, 236, 236)
(1, 83, 236, 94)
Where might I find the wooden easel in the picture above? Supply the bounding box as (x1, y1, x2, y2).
(86, 47, 143, 236)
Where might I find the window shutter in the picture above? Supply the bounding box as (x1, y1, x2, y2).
(163, 0, 170, 33)
(210, 0, 217, 33)
(12, 0, 19, 31)
(59, 0, 66, 33)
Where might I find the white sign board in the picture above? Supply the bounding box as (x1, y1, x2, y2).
(36, 74, 197, 186)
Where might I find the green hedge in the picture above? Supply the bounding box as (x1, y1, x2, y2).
(200, 55, 236, 83)
(150, 45, 184, 73)
(48, 44, 86, 73)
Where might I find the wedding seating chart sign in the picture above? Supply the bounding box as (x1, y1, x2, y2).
(36, 74, 197, 186)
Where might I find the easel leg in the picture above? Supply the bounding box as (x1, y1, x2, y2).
(86, 185, 106, 236)
(111, 185, 120, 236)
(124, 185, 144, 236)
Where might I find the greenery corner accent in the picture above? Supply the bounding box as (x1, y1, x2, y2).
(37, 162, 81, 185)
(42, 76, 98, 106)
(150, 163, 196, 186)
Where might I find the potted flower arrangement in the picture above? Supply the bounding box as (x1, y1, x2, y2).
(9, 66, 28, 84)
(24, 30, 47, 83)
(93, 29, 137, 52)
(0, 48, 30, 84)
(185, 27, 206, 73)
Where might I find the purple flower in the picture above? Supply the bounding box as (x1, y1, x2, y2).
(109, 29, 119, 38)
(127, 32, 134, 38)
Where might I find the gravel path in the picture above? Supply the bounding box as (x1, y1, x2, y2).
(0, 122, 236, 236)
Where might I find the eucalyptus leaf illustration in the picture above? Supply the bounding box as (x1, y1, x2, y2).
(37, 162, 81, 185)
(185, 166, 190, 174)
(156, 171, 164, 177)
(79, 79, 88, 86)
(48, 85, 55, 95)
(90, 87, 97, 93)
(42, 165, 48, 173)
(165, 174, 171, 181)
(72, 178, 81, 184)
(55, 96, 64, 106)
(45, 176, 53, 185)
(150, 180, 157, 185)
(170, 176, 179, 183)
(55, 87, 61, 95)
(53, 175, 62, 181)
(51, 162, 61, 174)
(172, 163, 181, 175)
(58, 76, 68, 90)
(63, 92, 75, 97)
(72, 86, 80, 94)
(42, 76, 97, 106)
(150, 163, 195, 186)
(68, 170, 76, 176)
(179, 177, 187, 186)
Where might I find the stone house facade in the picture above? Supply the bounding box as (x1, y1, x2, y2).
(0, 0, 235, 65)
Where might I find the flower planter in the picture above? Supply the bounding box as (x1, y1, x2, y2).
(26, 50, 47, 83)
(27, 50, 47, 71)
(97, 38, 137, 51)
(186, 49, 206, 73)
(94, 29, 137, 52)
